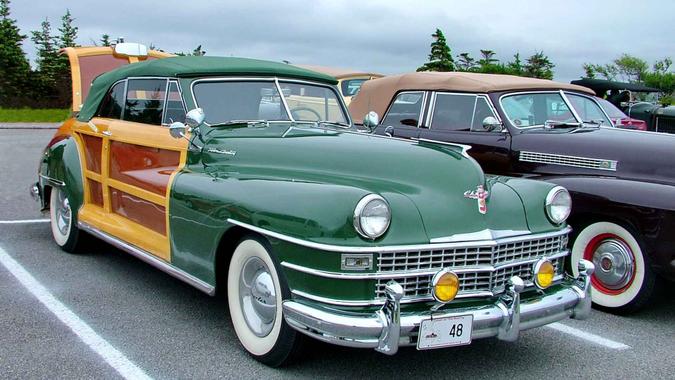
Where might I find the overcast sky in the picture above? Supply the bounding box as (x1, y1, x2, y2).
(11, 0, 675, 82)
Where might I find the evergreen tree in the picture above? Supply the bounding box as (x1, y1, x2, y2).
(507, 53, 524, 76)
(192, 45, 205, 56)
(0, 0, 30, 106)
(478, 50, 498, 68)
(57, 9, 78, 48)
(523, 51, 555, 79)
(417, 28, 454, 72)
(100, 34, 111, 47)
(31, 18, 60, 88)
(456, 53, 476, 71)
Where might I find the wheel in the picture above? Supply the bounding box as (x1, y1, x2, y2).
(49, 187, 80, 253)
(571, 221, 655, 313)
(227, 235, 301, 366)
(290, 107, 321, 121)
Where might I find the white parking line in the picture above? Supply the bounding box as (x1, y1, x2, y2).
(0, 245, 153, 380)
(547, 322, 631, 350)
(0, 219, 49, 224)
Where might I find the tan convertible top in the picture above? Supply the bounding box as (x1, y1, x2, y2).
(349, 71, 594, 123)
(294, 64, 383, 80)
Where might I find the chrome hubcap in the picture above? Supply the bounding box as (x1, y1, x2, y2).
(591, 239, 635, 290)
(239, 257, 277, 337)
(55, 190, 71, 236)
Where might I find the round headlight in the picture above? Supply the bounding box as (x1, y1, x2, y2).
(545, 186, 571, 225)
(432, 269, 460, 303)
(353, 194, 391, 239)
(533, 259, 555, 289)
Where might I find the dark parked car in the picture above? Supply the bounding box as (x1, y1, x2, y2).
(572, 78, 675, 134)
(596, 97, 647, 131)
(350, 72, 675, 313)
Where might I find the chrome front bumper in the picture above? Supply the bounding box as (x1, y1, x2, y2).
(283, 259, 595, 355)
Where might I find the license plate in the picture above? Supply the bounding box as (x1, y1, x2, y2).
(417, 315, 473, 350)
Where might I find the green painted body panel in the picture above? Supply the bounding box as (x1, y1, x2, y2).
(168, 116, 563, 299)
(38, 135, 84, 215)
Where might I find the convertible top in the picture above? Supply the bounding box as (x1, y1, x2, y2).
(349, 72, 594, 123)
(293, 64, 383, 80)
(570, 78, 660, 96)
(78, 56, 338, 121)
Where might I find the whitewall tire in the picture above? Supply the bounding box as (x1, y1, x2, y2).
(49, 187, 80, 253)
(571, 221, 654, 313)
(227, 236, 300, 366)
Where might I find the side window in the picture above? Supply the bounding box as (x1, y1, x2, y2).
(430, 94, 498, 132)
(123, 79, 167, 125)
(381, 91, 424, 128)
(566, 93, 612, 126)
(162, 81, 186, 125)
(97, 81, 125, 119)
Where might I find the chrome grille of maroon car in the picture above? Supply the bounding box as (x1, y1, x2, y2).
(519, 151, 617, 171)
(374, 233, 568, 300)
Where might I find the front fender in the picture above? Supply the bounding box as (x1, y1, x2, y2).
(38, 132, 84, 212)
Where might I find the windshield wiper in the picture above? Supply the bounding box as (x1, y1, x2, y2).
(581, 119, 605, 127)
(210, 120, 270, 128)
(318, 120, 351, 128)
(543, 120, 581, 129)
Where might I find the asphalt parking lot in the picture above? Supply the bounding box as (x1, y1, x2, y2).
(0, 126, 673, 379)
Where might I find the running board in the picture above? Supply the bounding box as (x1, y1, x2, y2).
(78, 221, 216, 296)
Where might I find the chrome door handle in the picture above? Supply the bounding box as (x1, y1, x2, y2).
(102, 131, 112, 136)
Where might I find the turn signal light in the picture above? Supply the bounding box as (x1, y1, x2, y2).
(533, 259, 555, 289)
(432, 270, 460, 303)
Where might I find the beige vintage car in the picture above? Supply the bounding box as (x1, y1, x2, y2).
(294, 64, 383, 105)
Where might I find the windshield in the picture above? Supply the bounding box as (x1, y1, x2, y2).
(192, 79, 349, 126)
(566, 94, 613, 126)
(596, 97, 627, 119)
(501, 92, 577, 128)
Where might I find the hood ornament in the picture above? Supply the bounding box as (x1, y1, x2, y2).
(464, 185, 489, 215)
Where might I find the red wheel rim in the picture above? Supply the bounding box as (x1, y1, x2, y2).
(583, 233, 637, 295)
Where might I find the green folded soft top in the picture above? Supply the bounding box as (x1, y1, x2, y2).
(77, 56, 339, 121)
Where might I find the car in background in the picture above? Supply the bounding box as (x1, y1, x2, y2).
(31, 44, 593, 366)
(572, 78, 675, 134)
(294, 64, 383, 104)
(596, 97, 647, 130)
(351, 71, 675, 314)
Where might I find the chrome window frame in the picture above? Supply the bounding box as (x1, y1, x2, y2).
(161, 79, 188, 126)
(189, 76, 352, 127)
(380, 90, 428, 129)
(498, 90, 583, 129)
(427, 91, 502, 132)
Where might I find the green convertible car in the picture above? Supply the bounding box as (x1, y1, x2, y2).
(32, 44, 594, 366)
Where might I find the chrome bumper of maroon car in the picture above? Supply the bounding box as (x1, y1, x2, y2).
(283, 259, 594, 355)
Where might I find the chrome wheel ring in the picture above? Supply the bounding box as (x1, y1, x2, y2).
(238, 256, 277, 337)
(55, 190, 71, 236)
(591, 238, 635, 291)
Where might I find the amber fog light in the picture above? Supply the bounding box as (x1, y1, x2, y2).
(533, 259, 555, 289)
(432, 269, 460, 303)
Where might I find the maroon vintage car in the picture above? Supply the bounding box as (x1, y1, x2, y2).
(350, 72, 675, 314)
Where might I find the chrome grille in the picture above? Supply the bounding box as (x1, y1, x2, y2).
(519, 151, 617, 171)
(375, 233, 568, 300)
(378, 234, 567, 272)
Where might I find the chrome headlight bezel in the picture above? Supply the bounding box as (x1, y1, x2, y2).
(545, 186, 572, 225)
(353, 194, 391, 240)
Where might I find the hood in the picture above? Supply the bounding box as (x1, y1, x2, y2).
(515, 126, 675, 185)
(198, 124, 538, 242)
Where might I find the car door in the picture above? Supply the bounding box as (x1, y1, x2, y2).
(74, 78, 187, 261)
(420, 92, 513, 174)
(374, 91, 426, 139)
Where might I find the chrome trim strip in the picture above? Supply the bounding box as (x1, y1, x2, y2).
(429, 228, 531, 243)
(415, 138, 472, 158)
(228, 218, 571, 253)
(78, 222, 216, 295)
(39, 174, 65, 188)
(282, 250, 569, 280)
(291, 288, 497, 307)
(519, 150, 618, 171)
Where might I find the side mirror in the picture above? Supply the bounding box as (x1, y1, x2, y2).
(185, 108, 206, 129)
(113, 43, 148, 58)
(169, 122, 187, 139)
(363, 111, 379, 132)
(482, 116, 503, 132)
